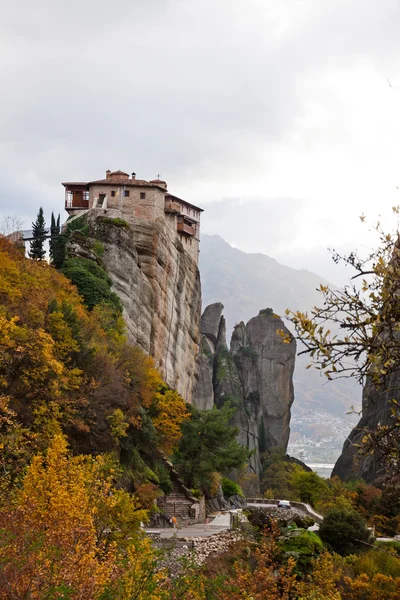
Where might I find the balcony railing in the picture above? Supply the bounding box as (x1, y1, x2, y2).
(165, 200, 181, 214)
(177, 222, 195, 236)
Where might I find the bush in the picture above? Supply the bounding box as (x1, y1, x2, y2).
(97, 216, 130, 228)
(259, 307, 274, 316)
(62, 257, 122, 314)
(221, 477, 243, 498)
(350, 548, 400, 579)
(279, 529, 324, 574)
(319, 508, 372, 556)
(66, 214, 89, 236)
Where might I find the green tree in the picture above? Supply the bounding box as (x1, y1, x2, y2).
(29, 207, 47, 260)
(173, 404, 249, 492)
(291, 470, 329, 507)
(49, 212, 62, 264)
(318, 507, 372, 555)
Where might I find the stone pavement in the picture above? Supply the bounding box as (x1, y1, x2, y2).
(145, 512, 232, 539)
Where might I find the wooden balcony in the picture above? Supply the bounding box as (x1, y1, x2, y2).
(164, 200, 181, 215)
(177, 221, 195, 236)
(65, 188, 89, 213)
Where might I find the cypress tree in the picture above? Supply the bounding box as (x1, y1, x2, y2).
(29, 207, 47, 260)
(51, 213, 66, 269)
(49, 212, 61, 262)
(49, 212, 56, 260)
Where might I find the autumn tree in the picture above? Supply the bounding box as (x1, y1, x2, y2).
(216, 525, 298, 600)
(0, 435, 116, 598)
(29, 206, 47, 260)
(282, 212, 400, 480)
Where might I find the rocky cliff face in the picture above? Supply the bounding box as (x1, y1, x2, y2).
(193, 304, 296, 475)
(332, 375, 397, 483)
(66, 210, 201, 403)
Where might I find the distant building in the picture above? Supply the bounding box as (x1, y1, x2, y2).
(62, 170, 203, 261)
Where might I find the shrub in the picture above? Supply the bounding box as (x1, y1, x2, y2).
(319, 508, 372, 555)
(66, 214, 89, 236)
(221, 477, 243, 498)
(62, 257, 122, 314)
(97, 216, 130, 228)
(279, 529, 324, 574)
(93, 240, 105, 257)
(259, 307, 274, 316)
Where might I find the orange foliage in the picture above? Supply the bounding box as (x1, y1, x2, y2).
(0, 236, 190, 466)
(217, 526, 298, 600)
(343, 572, 400, 599)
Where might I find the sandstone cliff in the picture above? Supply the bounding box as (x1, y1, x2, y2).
(193, 304, 296, 475)
(332, 375, 397, 483)
(65, 210, 201, 403)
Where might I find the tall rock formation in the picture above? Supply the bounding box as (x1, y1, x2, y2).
(332, 374, 397, 483)
(193, 304, 296, 475)
(65, 210, 201, 402)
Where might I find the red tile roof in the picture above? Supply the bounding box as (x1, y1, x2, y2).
(166, 193, 204, 212)
(88, 178, 156, 187)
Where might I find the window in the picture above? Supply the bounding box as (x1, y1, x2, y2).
(140, 192, 146, 199)
(83, 191, 89, 202)
(66, 190, 73, 207)
(111, 190, 116, 197)
(124, 190, 130, 197)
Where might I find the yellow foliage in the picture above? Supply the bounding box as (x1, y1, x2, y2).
(0, 435, 155, 600)
(152, 387, 190, 455)
(0, 435, 116, 598)
(296, 552, 342, 599)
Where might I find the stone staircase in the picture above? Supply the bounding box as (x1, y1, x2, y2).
(155, 456, 204, 524)
(159, 479, 194, 522)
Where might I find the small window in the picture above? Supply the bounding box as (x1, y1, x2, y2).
(124, 190, 130, 197)
(111, 190, 116, 197)
(140, 192, 146, 199)
(83, 191, 89, 202)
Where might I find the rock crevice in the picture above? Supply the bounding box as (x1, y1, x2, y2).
(193, 304, 296, 475)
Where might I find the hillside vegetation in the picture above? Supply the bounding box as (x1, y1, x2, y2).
(1, 233, 400, 599)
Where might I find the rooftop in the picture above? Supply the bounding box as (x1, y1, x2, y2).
(62, 170, 204, 211)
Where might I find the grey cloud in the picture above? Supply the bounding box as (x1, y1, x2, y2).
(1, 0, 400, 231)
(201, 197, 305, 254)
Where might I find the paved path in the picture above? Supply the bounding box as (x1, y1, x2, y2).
(145, 512, 232, 539)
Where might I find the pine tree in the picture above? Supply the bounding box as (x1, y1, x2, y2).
(29, 207, 47, 260)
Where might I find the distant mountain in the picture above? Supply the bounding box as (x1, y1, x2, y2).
(200, 234, 335, 326)
(199, 234, 361, 461)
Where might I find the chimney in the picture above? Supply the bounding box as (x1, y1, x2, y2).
(106, 169, 111, 179)
(131, 172, 136, 180)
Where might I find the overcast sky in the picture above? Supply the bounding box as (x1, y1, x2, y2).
(2, 0, 400, 284)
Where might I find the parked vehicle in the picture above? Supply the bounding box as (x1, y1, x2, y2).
(277, 500, 291, 509)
